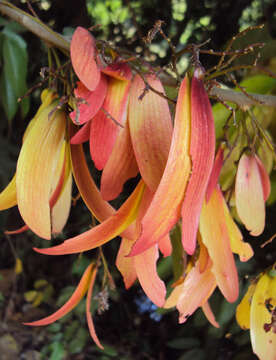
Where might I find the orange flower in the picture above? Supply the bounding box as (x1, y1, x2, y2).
(129, 72, 215, 256)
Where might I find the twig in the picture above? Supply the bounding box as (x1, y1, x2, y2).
(1, 1, 276, 109)
(0, 0, 70, 53)
(209, 87, 276, 109)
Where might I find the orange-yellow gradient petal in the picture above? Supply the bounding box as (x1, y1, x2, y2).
(165, 264, 216, 323)
(235, 153, 265, 236)
(100, 117, 139, 201)
(129, 74, 173, 192)
(205, 146, 224, 202)
(130, 76, 191, 256)
(222, 195, 254, 262)
(34, 181, 145, 255)
(201, 301, 219, 328)
(181, 76, 215, 255)
(200, 186, 239, 302)
(250, 273, 276, 360)
(134, 244, 166, 307)
(16, 104, 66, 239)
(116, 237, 137, 289)
(70, 137, 135, 240)
(24, 263, 94, 326)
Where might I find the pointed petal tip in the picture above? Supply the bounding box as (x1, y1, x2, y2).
(70, 27, 101, 91)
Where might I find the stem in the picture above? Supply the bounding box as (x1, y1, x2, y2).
(0, 0, 70, 53)
(209, 87, 276, 109)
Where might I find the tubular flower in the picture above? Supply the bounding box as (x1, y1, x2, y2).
(0, 89, 72, 239)
(164, 243, 218, 327)
(235, 153, 271, 236)
(129, 71, 215, 256)
(70, 26, 137, 191)
(35, 73, 173, 257)
(24, 262, 103, 349)
(236, 267, 276, 360)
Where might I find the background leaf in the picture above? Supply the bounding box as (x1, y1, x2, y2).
(0, 27, 29, 122)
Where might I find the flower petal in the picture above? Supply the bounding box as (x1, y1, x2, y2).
(250, 273, 276, 360)
(222, 194, 253, 262)
(70, 122, 91, 144)
(24, 263, 94, 326)
(86, 266, 104, 349)
(51, 174, 72, 235)
(0, 173, 17, 210)
(70, 138, 135, 240)
(134, 244, 166, 307)
(70, 139, 114, 221)
(102, 63, 132, 81)
(34, 181, 145, 255)
(90, 77, 130, 169)
(181, 76, 215, 255)
(201, 301, 219, 328)
(255, 154, 271, 201)
(205, 146, 224, 202)
(116, 237, 137, 289)
(235, 153, 265, 236)
(100, 117, 139, 201)
(177, 266, 216, 323)
(70, 27, 101, 91)
(129, 76, 192, 256)
(16, 104, 66, 239)
(200, 186, 239, 302)
(128, 74, 173, 191)
(70, 76, 107, 125)
(164, 264, 216, 323)
(158, 234, 172, 257)
(236, 282, 256, 330)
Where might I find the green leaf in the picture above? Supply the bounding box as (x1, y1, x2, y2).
(178, 348, 205, 360)
(96, 344, 118, 357)
(49, 342, 65, 360)
(72, 256, 91, 276)
(0, 18, 26, 33)
(170, 224, 185, 281)
(64, 320, 80, 341)
(0, 28, 29, 122)
(239, 75, 276, 94)
(47, 323, 62, 333)
(68, 328, 88, 354)
(0, 70, 18, 121)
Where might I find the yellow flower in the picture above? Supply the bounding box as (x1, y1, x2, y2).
(0, 89, 72, 239)
(236, 266, 276, 360)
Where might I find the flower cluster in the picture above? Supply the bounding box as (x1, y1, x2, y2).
(0, 26, 274, 358)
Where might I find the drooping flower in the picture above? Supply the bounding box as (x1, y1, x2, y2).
(164, 245, 218, 326)
(70, 26, 137, 190)
(0, 89, 72, 239)
(129, 71, 215, 256)
(236, 267, 276, 360)
(24, 262, 103, 349)
(235, 153, 271, 236)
